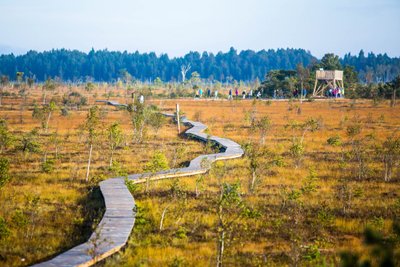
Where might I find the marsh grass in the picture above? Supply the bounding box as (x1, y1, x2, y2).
(103, 99, 399, 266)
(1, 86, 399, 266)
(0, 86, 204, 266)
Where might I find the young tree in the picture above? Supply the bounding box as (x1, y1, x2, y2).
(215, 183, 258, 267)
(128, 102, 152, 143)
(286, 118, 319, 168)
(107, 122, 123, 167)
(243, 142, 275, 193)
(346, 121, 371, 180)
(144, 150, 169, 192)
(27, 77, 35, 87)
(148, 110, 165, 135)
(0, 157, 10, 189)
(16, 72, 24, 86)
(0, 119, 13, 153)
(251, 115, 271, 145)
(84, 106, 100, 182)
(43, 101, 57, 133)
(190, 71, 201, 85)
(19, 129, 41, 158)
(296, 64, 310, 103)
(390, 75, 400, 107)
(172, 144, 187, 168)
(377, 137, 400, 182)
(0, 75, 9, 107)
(42, 78, 56, 104)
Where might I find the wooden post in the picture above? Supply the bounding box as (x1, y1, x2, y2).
(176, 103, 181, 134)
(313, 78, 318, 96)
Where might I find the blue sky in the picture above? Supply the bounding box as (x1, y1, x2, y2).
(0, 0, 399, 58)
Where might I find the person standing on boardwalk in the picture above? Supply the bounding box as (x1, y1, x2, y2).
(235, 88, 239, 99)
(249, 89, 253, 99)
(242, 90, 246, 99)
(139, 94, 144, 104)
(214, 90, 218, 99)
(228, 89, 233, 100)
(207, 88, 211, 98)
(199, 88, 203, 98)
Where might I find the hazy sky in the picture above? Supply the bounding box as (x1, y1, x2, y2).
(0, 0, 399, 58)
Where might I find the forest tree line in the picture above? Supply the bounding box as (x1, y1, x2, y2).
(0, 48, 399, 84)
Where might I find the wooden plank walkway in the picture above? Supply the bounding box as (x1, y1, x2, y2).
(95, 100, 128, 108)
(32, 111, 243, 267)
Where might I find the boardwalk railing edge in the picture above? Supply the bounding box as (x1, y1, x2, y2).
(32, 112, 244, 267)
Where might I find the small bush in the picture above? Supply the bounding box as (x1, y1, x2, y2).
(125, 178, 138, 193)
(175, 226, 188, 239)
(61, 107, 69, 116)
(0, 157, 10, 188)
(327, 135, 342, 146)
(0, 216, 10, 240)
(41, 159, 55, 173)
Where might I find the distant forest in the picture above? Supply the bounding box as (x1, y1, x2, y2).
(0, 47, 399, 83)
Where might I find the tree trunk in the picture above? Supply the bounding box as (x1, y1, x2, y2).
(384, 158, 392, 182)
(260, 133, 265, 145)
(250, 170, 257, 193)
(45, 111, 52, 133)
(109, 149, 114, 167)
(159, 206, 168, 231)
(217, 229, 225, 267)
(195, 182, 199, 198)
(85, 143, 93, 182)
(43, 91, 47, 105)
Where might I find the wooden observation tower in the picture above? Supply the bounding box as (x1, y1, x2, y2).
(313, 70, 344, 97)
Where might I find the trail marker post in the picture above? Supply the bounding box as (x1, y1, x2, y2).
(176, 103, 181, 134)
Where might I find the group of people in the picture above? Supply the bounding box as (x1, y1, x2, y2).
(292, 88, 308, 98)
(227, 88, 262, 100)
(193, 87, 346, 100)
(195, 88, 219, 99)
(327, 87, 345, 98)
(195, 88, 262, 100)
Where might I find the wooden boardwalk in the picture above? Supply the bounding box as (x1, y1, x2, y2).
(95, 100, 128, 108)
(32, 113, 243, 267)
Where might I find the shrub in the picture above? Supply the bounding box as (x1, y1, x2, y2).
(11, 209, 29, 229)
(175, 226, 188, 239)
(0, 157, 10, 189)
(60, 107, 69, 116)
(125, 178, 138, 193)
(41, 159, 55, 173)
(327, 135, 342, 146)
(0, 217, 10, 240)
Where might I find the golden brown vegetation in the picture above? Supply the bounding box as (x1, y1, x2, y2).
(0, 84, 399, 266)
(105, 99, 400, 266)
(0, 85, 203, 266)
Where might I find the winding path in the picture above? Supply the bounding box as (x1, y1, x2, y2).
(33, 113, 244, 267)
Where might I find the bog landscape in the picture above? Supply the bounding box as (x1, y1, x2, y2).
(0, 1, 399, 267)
